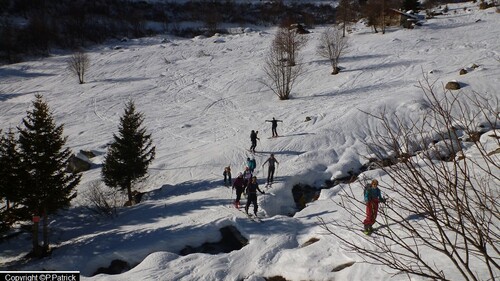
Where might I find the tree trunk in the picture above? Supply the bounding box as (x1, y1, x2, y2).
(126, 180, 134, 205)
(32, 218, 41, 257)
(42, 208, 49, 253)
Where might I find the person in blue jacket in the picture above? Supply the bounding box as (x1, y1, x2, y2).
(363, 179, 385, 234)
(248, 157, 256, 173)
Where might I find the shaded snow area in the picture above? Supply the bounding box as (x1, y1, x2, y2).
(1, 3, 499, 281)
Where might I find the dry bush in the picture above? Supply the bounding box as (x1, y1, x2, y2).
(83, 181, 123, 218)
(321, 75, 499, 280)
(68, 50, 89, 84)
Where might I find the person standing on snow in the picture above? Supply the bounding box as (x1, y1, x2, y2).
(232, 173, 245, 209)
(246, 157, 252, 171)
(248, 157, 256, 173)
(242, 166, 253, 188)
(223, 166, 232, 186)
(245, 176, 265, 216)
(265, 117, 283, 138)
(262, 153, 279, 186)
(249, 130, 259, 153)
(363, 179, 385, 234)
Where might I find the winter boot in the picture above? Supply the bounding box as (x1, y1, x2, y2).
(363, 224, 371, 235)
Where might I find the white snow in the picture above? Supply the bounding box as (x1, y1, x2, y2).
(0, 3, 499, 281)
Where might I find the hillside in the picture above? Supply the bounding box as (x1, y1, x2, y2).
(0, 2, 499, 281)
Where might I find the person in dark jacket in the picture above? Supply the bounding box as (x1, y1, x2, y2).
(232, 173, 245, 209)
(223, 166, 231, 186)
(363, 179, 385, 234)
(245, 176, 265, 216)
(265, 117, 283, 137)
(249, 130, 259, 153)
(262, 153, 279, 185)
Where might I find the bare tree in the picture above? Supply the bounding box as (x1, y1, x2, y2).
(321, 76, 499, 280)
(336, 0, 359, 37)
(262, 28, 305, 100)
(274, 25, 308, 67)
(68, 50, 89, 84)
(362, 0, 398, 34)
(317, 26, 349, 75)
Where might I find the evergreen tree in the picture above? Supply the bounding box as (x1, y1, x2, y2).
(0, 128, 23, 211)
(102, 100, 155, 205)
(402, 0, 420, 12)
(17, 94, 81, 254)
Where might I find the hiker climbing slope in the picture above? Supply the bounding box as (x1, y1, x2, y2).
(262, 153, 279, 186)
(249, 130, 260, 153)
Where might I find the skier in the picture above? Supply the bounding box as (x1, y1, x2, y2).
(223, 166, 232, 186)
(232, 173, 245, 209)
(246, 157, 252, 171)
(262, 153, 279, 186)
(363, 179, 385, 235)
(245, 176, 265, 216)
(242, 166, 253, 187)
(249, 130, 260, 153)
(265, 117, 283, 138)
(248, 157, 256, 173)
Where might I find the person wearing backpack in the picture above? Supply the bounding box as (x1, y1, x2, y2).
(248, 157, 256, 173)
(242, 166, 253, 188)
(249, 130, 259, 153)
(363, 179, 385, 234)
(223, 166, 232, 186)
(232, 173, 245, 209)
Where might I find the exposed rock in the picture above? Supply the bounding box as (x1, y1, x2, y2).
(445, 81, 461, 90)
(93, 259, 131, 275)
(80, 150, 96, 159)
(331, 261, 356, 272)
(300, 237, 319, 248)
(459, 68, 467, 75)
(67, 154, 91, 173)
(179, 226, 248, 256)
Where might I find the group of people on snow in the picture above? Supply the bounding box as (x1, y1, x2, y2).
(223, 117, 386, 230)
(228, 153, 279, 216)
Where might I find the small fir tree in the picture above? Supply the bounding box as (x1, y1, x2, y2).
(17, 94, 81, 255)
(102, 100, 155, 205)
(0, 128, 23, 211)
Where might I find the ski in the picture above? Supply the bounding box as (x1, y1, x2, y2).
(225, 205, 261, 222)
(247, 213, 262, 223)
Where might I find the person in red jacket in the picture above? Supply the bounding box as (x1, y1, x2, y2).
(232, 173, 245, 209)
